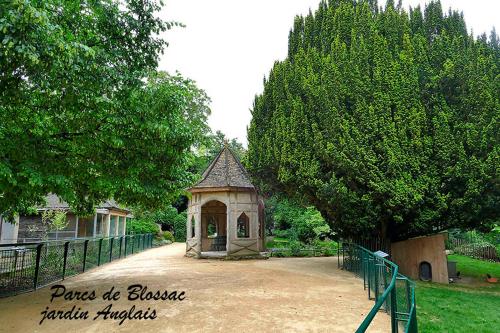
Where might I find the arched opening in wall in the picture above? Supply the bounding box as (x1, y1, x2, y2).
(237, 213, 249, 238)
(201, 200, 227, 252)
(190, 216, 195, 238)
(419, 261, 432, 281)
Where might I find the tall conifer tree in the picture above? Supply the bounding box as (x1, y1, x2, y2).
(247, 0, 499, 241)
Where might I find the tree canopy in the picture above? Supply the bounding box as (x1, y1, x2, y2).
(0, 0, 210, 219)
(247, 0, 499, 241)
(190, 130, 247, 176)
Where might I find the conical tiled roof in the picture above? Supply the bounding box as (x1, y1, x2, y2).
(190, 146, 255, 190)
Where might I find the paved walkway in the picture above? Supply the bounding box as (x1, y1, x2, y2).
(0, 243, 390, 332)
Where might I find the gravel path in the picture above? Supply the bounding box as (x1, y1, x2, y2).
(0, 243, 390, 332)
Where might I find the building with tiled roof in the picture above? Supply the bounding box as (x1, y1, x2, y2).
(186, 144, 265, 258)
(10, 194, 131, 243)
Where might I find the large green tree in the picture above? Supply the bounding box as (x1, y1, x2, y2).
(0, 1, 210, 218)
(248, 0, 499, 241)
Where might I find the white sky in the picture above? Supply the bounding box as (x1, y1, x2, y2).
(158, 0, 499, 146)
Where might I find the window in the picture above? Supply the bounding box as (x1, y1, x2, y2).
(191, 216, 196, 238)
(237, 213, 249, 238)
(207, 216, 217, 238)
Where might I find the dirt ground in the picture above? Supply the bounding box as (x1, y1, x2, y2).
(0, 243, 390, 333)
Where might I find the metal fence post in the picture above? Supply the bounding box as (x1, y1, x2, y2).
(124, 236, 128, 257)
(367, 256, 372, 299)
(34, 243, 43, 290)
(363, 251, 367, 290)
(406, 279, 412, 313)
(119, 236, 123, 258)
(337, 243, 340, 268)
(98, 238, 103, 266)
(409, 291, 418, 333)
(390, 265, 398, 333)
(342, 243, 345, 269)
(109, 237, 114, 262)
(62, 241, 69, 279)
(83, 240, 89, 272)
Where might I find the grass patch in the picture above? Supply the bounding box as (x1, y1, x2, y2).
(448, 254, 500, 279)
(417, 255, 500, 332)
(417, 282, 500, 332)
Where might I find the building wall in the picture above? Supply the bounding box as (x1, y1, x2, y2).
(77, 216, 94, 237)
(17, 214, 78, 241)
(391, 233, 449, 284)
(17, 210, 127, 241)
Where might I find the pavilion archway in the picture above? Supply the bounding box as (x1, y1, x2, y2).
(201, 200, 227, 252)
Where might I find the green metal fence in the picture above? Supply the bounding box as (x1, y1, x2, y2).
(339, 242, 418, 333)
(0, 234, 153, 298)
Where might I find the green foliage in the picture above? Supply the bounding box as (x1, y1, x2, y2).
(126, 219, 160, 235)
(162, 231, 175, 242)
(248, 0, 500, 241)
(266, 237, 338, 257)
(28, 209, 68, 240)
(0, 0, 210, 219)
(483, 225, 500, 253)
(448, 229, 500, 260)
(41, 209, 68, 232)
(266, 195, 331, 243)
(192, 131, 247, 175)
(288, 240, 303, 256)
(133, 205, 187, 242)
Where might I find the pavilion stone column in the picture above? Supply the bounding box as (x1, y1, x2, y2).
(226, 192, 236, 254)
(93, 214, 97, 237)
(104, 214, 111, 237)
(251, 199, 259, 240)
(185, 197, 200, 257)
(123, 217, 127, 236)
(194, 203, 202, 255)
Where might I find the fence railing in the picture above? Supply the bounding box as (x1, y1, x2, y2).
(447, 231, 499, 261)
(339, 243, 417, 333)
(0, 234, 153, 298)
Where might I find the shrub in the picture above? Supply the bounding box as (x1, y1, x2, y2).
(267, 195, 332, 244)
(289, 240, 303, 256)
(127, 219, 160, 235)
(153, 239, 172, 247)
(130, 205, 187, 241)
(163, 231, 175, 242)
(273, 229, 290, 239)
